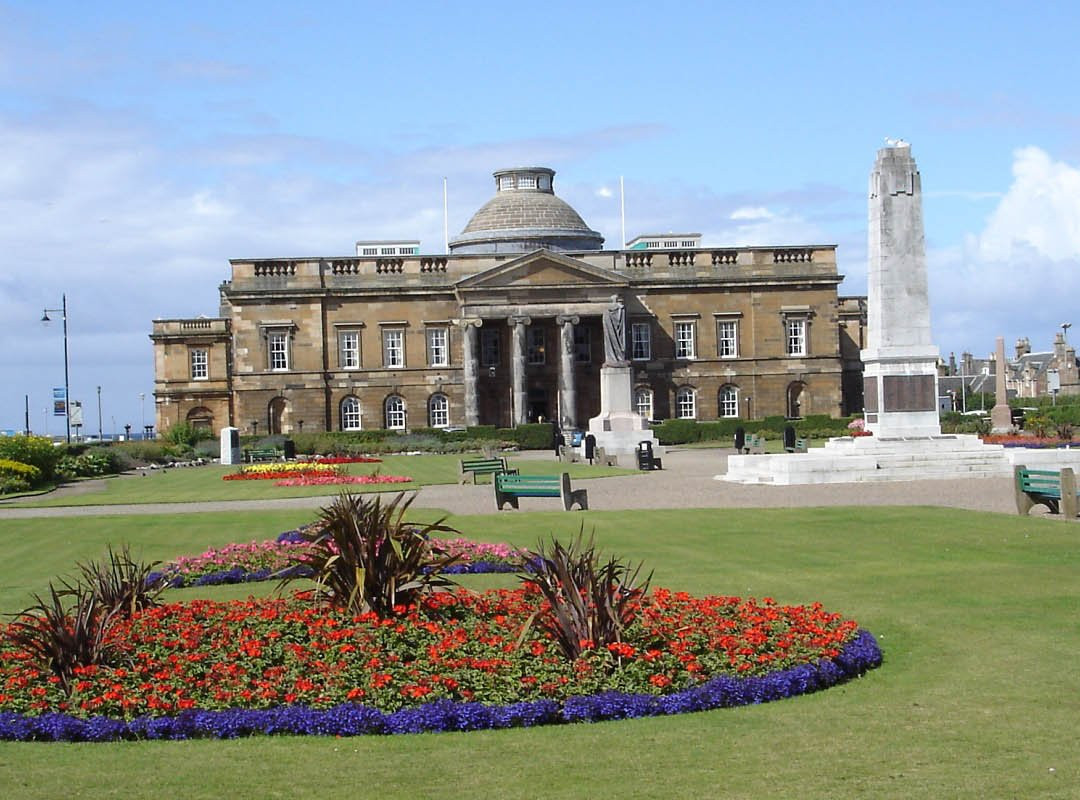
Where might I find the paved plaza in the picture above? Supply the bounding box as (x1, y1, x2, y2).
(0, 447, 1022, 519)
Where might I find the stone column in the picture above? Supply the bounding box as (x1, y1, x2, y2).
(459, 319, 482, 427)
(557, 315, 579, 430)
(990, 336, 1011, 433)
(508, 316, 530, 426)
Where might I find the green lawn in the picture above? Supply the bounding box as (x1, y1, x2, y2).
(0, 505, 1076, 799)
(8, 454, 631, 508)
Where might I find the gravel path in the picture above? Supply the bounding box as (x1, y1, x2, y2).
(0, 448, 1019, 519)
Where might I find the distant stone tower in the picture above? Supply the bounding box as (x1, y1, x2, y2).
(861, 142, 942, 437)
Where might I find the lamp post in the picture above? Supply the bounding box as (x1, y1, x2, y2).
(139, 393, 145, 436)
(41, 294, 71, 443)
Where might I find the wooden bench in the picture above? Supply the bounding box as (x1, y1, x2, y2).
(459, 456, 517, 484)
(746, 434, 766, 455)
(785, 437, 808, 454)
(1014, 465, 1079, 517)
(245, 448, 280, 463)
(494, 472, 588, 511)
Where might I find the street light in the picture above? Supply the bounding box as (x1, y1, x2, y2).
(41, 294, 71, 443)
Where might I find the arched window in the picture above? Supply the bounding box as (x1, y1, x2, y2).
(634, 388, 653, 420)
(719, 385, 739, 418)
(385, 395, 406, 431)
(676, 386, 696, 419)
(428, 393, 449, 428)
(186, 406, 214, 432)
(340, 396, 362, 431)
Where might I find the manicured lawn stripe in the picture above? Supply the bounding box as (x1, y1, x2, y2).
(0, 505, 1074, 798)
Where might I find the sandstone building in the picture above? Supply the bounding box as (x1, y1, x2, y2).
(152, 166, 866, 436)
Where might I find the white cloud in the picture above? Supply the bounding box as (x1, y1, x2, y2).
(595, 186, 614, 198)
(974, 146, 1080, 261)
(729, 206, 773, 221)
(930, 147, 1080, 358)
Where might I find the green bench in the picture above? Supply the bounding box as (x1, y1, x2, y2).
(746, 433, 766, 455)
(459, 456, 518, 484)
(245, 448, 280, 463)
(494, 472, 589, 511)
(1014, 465, 1079, 517)
(785, 437, 808, 454)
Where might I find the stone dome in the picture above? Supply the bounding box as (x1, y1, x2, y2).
(449, 167, 604, 254)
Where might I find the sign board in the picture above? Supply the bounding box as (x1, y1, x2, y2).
(69, 401, 84, 426)
(53, 388, 67, 416)
(1048, 369, 1061, 393)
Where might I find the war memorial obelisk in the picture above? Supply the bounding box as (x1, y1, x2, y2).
(719, 140, 1078, 484)
(861, 142, 942, 436)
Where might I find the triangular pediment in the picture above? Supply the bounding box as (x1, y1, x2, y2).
(456, 250, 626, 290)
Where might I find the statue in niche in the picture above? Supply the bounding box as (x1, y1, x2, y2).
(603, 294, 628, 366)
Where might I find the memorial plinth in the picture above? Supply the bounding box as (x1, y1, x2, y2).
(586, 365, 661, 467)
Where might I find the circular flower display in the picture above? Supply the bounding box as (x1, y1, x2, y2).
(0, 588, 881, 741)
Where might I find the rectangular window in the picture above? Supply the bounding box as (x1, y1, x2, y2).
(786, 318, 807, 357)
(481, 329, 500, 367)
(574, 326, 591, 363)
(381, 247, 395, 255)
(517, 175, 536, 189)
(426, 327, 449, 367)
(362, 247, 378, 255)
(383, 328, 405, 368)
(190, 348, 208, 380)
(339, 331, 360, 369)
(268, 332, 289, 371)
(717, 320, 739, 358)
(527, 327, 546, 365)
(675, 321, 696, 359)
(631, 322, 651, 361)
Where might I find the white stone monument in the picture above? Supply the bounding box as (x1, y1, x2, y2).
(721, 141, 1080, 484)
(220, 426, 240, 465)
(861, 141, 942, 437)
(586, 295, 661, 466)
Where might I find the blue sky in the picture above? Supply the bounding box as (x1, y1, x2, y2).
(3, 1, 1080, 432)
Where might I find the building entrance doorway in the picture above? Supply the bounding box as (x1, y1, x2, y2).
(527, 387, 549, 423)
(268, 397, 288, 434)
(787, 382, 805, 419)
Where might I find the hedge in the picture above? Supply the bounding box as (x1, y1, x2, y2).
(653, 416, 859, 445)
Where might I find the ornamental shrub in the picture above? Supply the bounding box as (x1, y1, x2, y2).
(279, 492, 463, 616)
(519, 531, 651, 663)
(0, 435, 60, 481)
(0, 458, 41, 484)
(56, 450, 120, 480)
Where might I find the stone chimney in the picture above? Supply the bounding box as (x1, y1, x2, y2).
(1015, 337, 1030, 359)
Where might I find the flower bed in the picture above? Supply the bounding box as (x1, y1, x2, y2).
(981, 434, 1074, 448)
(309, 456, 382, 465)
(274, 474, 412, 487)
(0, 588, 881, 740)
(223, 463, 342, 482)
(152, 525, 526, 588)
